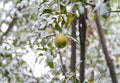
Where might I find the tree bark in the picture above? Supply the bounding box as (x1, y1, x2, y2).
(70, 19, 77, 73)
(95, 11, 118, 83)
(79, 14, 87, 83)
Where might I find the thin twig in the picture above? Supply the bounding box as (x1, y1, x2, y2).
(0, 18, 16, 44)
(85, 2, 95, 7)
(110, 10, 120, 13)
(58, 50, 67, 79)
(85, 2, 120, 13)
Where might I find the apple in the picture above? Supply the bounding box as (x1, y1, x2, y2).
(54, 34, 67, 48)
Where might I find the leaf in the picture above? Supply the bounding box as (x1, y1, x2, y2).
(55, 22, 62, 31)
(47, 42, 52, 48)
(47, 61, 54, 68)
(74, 0, 80, 2)
(61, 17, 66, 27)
(37, 48, 41, 50)
(65, 13, 75, 28)
(115, 56, 119, 63)
(39, 53, 43, 56)
(66, 34, 79, 44)
(42, 47, 47, 51)
(43, 9, 53, 14)
(54, 0, 58, 3)
(60, 4, 66, 14)
(58, 16, 63, 22)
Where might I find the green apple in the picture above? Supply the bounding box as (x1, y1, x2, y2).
(54, 34, 67, 48)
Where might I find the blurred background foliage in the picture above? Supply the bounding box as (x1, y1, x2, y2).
(0, 0, 120, 82)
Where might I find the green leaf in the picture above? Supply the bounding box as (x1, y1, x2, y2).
(65, 13, 75, 28)
(115, 56, 119, 63)
(74, 0, 80, 2)
(42, 47, 47, 51)
(39, 53, 43, 56)
(43, 9, 53, 14)
(47, 61, 54, 68)
(61, 17, 66, 27)
(66, 34, 79, 44)
(54, 22, 62, 31)
(54, 0, 58, 3)
(37, 48, 41, 50)
(60, 4, 66, 14)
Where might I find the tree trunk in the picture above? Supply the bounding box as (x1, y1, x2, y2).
(95, 11, 118, 83)
(70, 19, 77, 73)
(79, 13, 87, 83)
